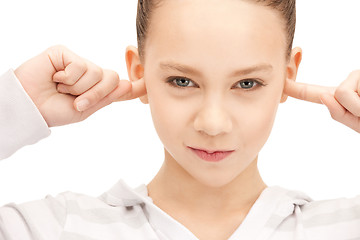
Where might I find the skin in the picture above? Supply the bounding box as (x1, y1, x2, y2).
(14, 45, 146, 127)
(126, 0, 302, 239)
(285, 73, 360, 133)
(11, 1, 359, 239)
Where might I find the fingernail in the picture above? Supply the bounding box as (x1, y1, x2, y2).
(76, 99, 90, 112)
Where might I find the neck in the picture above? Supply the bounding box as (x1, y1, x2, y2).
(147, 149, 267, 217)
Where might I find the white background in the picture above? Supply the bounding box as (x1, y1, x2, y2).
(0, 1, 359, 205)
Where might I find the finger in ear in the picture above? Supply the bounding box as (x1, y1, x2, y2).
(281, 48, 303, 104)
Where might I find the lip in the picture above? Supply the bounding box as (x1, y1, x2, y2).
(188, 147, 235, 162)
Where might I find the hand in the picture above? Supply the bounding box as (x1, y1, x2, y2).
(284, 71, 360, 133)
(15, 45, 146, 127)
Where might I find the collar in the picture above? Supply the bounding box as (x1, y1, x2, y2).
(99, 179, 198, 239)
(99, 179, 312, 240)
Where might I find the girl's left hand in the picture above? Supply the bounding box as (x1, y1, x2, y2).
(284, 70, 360, 133)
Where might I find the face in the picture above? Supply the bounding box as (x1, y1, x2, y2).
(139, 0, 289, 187)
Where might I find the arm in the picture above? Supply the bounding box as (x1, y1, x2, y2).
(0, 70, 50, 160)
(0, 45, 147, 238)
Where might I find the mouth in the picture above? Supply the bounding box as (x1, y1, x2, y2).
(188, 147, 235, 162)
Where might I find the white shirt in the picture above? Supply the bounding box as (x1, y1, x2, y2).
(1, 69, 360, 240)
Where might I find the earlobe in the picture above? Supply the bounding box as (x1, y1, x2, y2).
(125, 45, 149, 104)
(280, 47, 302, 103)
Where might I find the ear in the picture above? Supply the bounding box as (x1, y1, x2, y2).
(280, 47, 302, 103)
(125, 45, 148, 104)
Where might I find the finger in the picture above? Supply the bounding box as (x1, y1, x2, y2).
(53, 61, 87, 85)
(76, 86, 122, 121)
(320, 93, 360, 133)
(75, 78, 147, 120)
(116, 78, 147, 101)
(334, 72, 360, 117)
(48, 46, 88, 85)
(73, 70, 119, 112)
(56, 64, 103, 96)
(284, 80, 336, 104)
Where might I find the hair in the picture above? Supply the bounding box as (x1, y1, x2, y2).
(136, 0, 296, 62)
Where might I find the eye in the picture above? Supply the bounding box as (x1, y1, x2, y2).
(240, 80, 257, 89)
(233, 79, 264, 90)
(166, 76, 197, 88)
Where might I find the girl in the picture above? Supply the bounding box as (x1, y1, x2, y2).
(1, 0, 359, 239)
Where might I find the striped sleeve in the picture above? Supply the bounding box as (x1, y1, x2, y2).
(0, 191, 157, 240)
(267, 194, 360, 239)
(301, 195, 360, 238)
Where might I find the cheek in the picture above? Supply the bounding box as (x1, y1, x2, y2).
(147, 76, 282, 156)
(147, 84, 190, 148)
(236, 89, 281, 152)
(246, 101, 278, 136)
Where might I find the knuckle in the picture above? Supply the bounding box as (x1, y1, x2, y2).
(330, 112, 337, 120)
(108, 71, 120, 86)
(349, 70, 360, 79)
(57, 83, 67, 93)
(62, 78, 75, 85)
(330, 111, 340, 121)
(89, 66, 103, 80)
(354, 109, 360, 117)
(53, 72, 64, 82)
(334, 87, 347, 99)
(47, 44, 67, 53)
(61, 79, 71, 85)
(62, 85, 77, 95)
(92, 88, 105, 100)
(69, 87, 82, 96)
(75, 61, 87, 74)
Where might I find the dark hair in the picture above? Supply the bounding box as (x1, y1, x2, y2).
(136, 0, 296, 62)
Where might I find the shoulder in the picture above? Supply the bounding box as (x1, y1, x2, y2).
(0, 191, 137, 239)
(275, 190, 360, 239)
(300, 194, 360, 224)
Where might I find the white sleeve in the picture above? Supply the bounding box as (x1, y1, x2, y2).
(0, 69, 51, 160)
(0, 194, 67, 240)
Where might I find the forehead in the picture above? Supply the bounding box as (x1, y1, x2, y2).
(145, 0, 286, 68)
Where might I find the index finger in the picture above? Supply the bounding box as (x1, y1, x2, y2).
(116, 78, 147, 102)
(284, 80, 336, 104)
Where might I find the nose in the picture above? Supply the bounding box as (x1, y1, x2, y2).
(193, 99, 233, 136)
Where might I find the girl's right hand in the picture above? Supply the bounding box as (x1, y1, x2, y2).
(284, 71, 360, 133)
(14, 45, 146, 127)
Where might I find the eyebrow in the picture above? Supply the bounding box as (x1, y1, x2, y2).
(159, 62, 273, 77)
